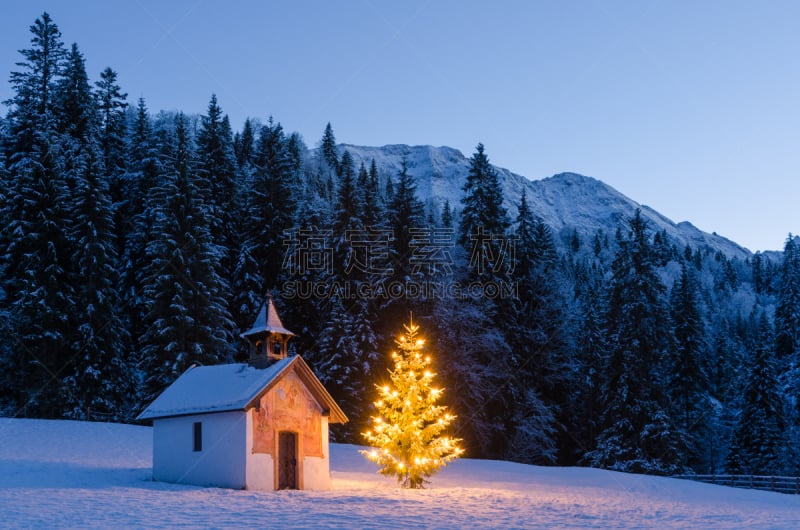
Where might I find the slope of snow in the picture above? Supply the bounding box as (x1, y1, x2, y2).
(1, 419, 798, 528)
(342, 143, 468, 208)
(338, 144, 752, 259)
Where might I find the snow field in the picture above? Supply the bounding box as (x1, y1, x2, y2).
(1, 418, 798, 529)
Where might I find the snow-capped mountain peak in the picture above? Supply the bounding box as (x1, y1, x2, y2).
(337, 144, 751, 259)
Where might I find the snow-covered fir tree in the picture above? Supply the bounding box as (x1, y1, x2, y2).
(195, 94, 237, 282)
(501, 191, 564, 464)
(138, 114, 233, 404)
(458, 143, 509, 261)
(774, 234, 800, 472)
(387, 159, 425, 282)
(320, 121, 339, 173)
(587, 210, 689, 475)
(94, 67, 128, 183)
(122, 98, 163, 367)
(726, 312, 784, 474)
(0, 12, 75, 417)
(311, 148, 381, 442)
(669, 263, 711, 468)
(248, 117, 298, 291)
(93, 67, 128, 259)
(62, 144, 132, 420)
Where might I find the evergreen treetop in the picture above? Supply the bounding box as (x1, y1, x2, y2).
(458, 143, 509, 247)
(775, 234, 800, 358)
(320, 121, 339, 171)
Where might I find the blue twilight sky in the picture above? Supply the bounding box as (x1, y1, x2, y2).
(2, 0, 799, 252)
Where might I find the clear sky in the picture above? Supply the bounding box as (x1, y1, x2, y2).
(2, 0, 799, 252)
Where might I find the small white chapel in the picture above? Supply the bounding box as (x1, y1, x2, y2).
(137, 297, 347, 491)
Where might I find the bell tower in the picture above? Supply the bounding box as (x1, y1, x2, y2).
(241, 295, 295, 367)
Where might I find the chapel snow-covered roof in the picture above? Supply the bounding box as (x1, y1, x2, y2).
(240, 296, 295, 338)
(136, 356, 347, 423)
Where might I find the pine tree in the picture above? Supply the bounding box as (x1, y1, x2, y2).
(0, 12, 74, 417)
(357, 161, 381, 227)
(572, 281, 608, 461)
(752, 251, 765, 294)
(775, 234, 800, 359)
(388, 159, 424, 281)
(138, 114, 233, 404)
(670, 263, 711, 468)
(726, 312, 784, 474)
(506, 387, 558, 465)
(513, 191, 537, 278)
(432, 295, 508, 458)
(277, 180, 333, 364)
(94, 67, 127, 177)
(775, 235, 800, 464)
(332, 150, 363, 244)
(587, 210, 688, 474)
(309, 148, 381, 441)
(93, 67, 128, 254)
(457, 142, 514, 373)
(312, 295, 378, 442)
(55, 43, 94, 142)
(441, 199, 453, 228)
(368, 158, 382, 206)
(423, 144, 515, 460)
(196, 94, 237, 283)
(229, 117, 258, 350)
(458, 143, 509, 258)
(285, 131, 304, 173)
(6, 13, 66, 137)
(61, 145, 132, 420)
(500, 190, 563, 464)
(362, 316, 463, 488)
(0, 115, 8, 198)
(123, 98, 161, 363)
(234, 117, 256, 168)
(320, 122, 339, 172)
(384, 172, 394, 204)
(248, 117, 298, 290)
(46, 38, 133, 420)
(231, 117, 299, 339)
(670, 265, 710, 423)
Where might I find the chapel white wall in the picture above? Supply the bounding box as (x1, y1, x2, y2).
(152, 411, 246, 489)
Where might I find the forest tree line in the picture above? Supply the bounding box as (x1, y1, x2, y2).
(2, 13, 799, 476)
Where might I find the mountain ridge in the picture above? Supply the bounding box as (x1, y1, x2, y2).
(338, 143, 752, 260)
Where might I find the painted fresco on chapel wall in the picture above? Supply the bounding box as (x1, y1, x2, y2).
(252, 370, 323, 457)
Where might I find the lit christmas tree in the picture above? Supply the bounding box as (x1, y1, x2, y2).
(361, 315, 463, 488)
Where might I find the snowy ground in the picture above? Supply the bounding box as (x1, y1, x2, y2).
(0, 419, 798, 529)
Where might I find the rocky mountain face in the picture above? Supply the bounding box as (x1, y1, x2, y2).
(340, 143, 751, 260)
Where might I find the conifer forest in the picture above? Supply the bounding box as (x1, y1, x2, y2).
(2, 13, 799, 476)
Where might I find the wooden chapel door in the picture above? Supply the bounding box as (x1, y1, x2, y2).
(278, 431, 298, 489)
